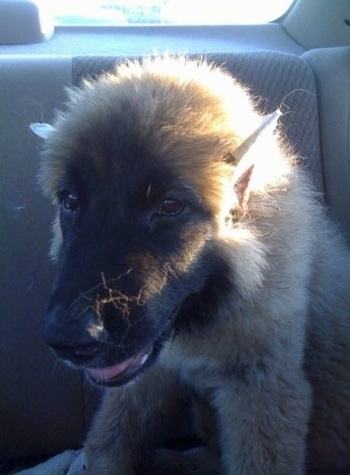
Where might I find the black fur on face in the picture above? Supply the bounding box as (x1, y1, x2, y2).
(43, 128, 234, 387)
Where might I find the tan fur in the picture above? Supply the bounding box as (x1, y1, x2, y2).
(39, 57, 350, 474)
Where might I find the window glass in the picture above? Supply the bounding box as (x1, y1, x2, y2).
(53, 0, 294, 26)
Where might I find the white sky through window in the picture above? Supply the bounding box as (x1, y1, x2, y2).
(53, 0, 294, 26)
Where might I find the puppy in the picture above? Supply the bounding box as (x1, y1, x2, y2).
(32, 56, 350, 474)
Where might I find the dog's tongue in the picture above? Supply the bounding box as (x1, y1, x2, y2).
(87, 349, 150, 382)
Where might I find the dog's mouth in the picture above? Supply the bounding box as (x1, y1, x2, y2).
(86, 343, 158, 387)
(85, 306, 178, 387)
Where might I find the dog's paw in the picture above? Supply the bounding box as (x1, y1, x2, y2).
(66, 450, 87, 475)
(153, 447, 219, 475)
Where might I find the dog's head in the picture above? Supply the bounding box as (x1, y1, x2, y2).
(35, 57, 268, 386)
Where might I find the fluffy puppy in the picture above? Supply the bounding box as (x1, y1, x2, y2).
(33, 56, 350, 474)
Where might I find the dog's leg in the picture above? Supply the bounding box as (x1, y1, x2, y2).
(84, 366, 187, 475)
(212, 370, 312, 475)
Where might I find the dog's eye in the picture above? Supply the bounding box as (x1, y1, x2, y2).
(156, 198, 184, 217)
(60, 191, 79, 213)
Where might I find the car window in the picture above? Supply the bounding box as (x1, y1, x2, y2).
(53, 0, 295, 26)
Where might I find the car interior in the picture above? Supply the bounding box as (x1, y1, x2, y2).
(1, 0, 350, 473)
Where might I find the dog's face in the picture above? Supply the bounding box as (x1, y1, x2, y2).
(39, 58, 248, 387)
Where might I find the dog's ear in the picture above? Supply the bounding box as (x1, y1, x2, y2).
(227, 109, 281, 208)
(231, 165, 254, 208)
(29, 122, 55, 140)
(231, 110, 281, 164)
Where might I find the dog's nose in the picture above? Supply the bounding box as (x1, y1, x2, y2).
(43, 305, 104, 365)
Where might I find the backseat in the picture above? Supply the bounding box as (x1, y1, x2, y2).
(303, 47, 350, 238)
(0, 49, 348, 465)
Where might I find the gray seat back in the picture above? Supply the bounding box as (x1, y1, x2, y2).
(0, 51, 323, 460)
(303, 47, 350, 240)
